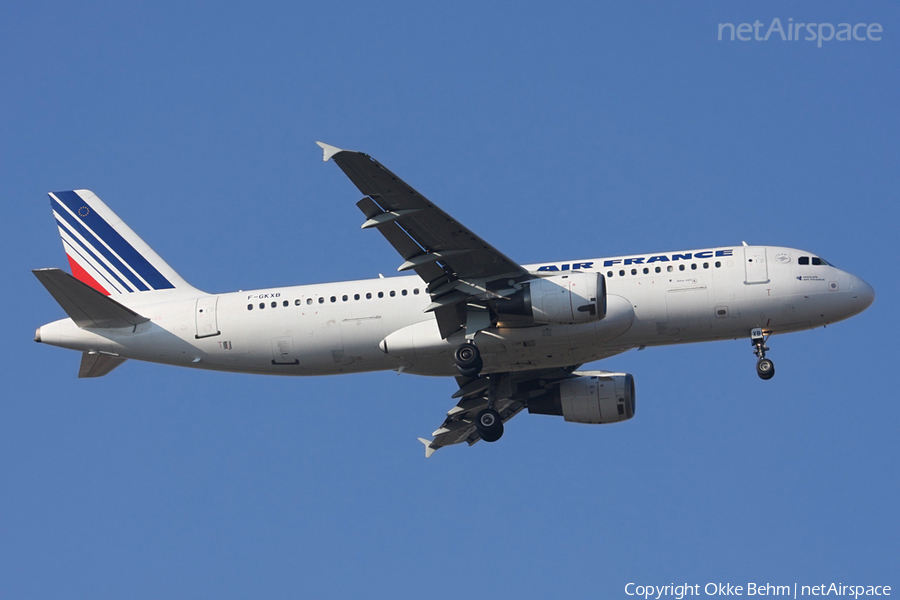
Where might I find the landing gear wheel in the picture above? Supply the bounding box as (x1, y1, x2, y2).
(750, 328, 775, 381)
(454, 342, 483, 377)
(756, 358, 775, 380)
(475, 408, 504, 442)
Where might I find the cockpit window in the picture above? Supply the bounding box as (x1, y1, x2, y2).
(811, 257, 830, 266)
(798, 256, 809, 265)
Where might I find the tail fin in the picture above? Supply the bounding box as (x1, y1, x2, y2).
(48, 190, 196, 296)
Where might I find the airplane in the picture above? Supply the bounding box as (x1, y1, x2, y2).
(33, 142, 875, 456)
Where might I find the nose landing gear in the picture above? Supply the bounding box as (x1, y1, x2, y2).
(751, 328, 775, 380)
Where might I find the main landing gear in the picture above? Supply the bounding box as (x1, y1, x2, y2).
(751, 328, 775, 380)
(475, 407, 503, 442)
(454, 342, 504, 442)
(454, 341, 483, 378)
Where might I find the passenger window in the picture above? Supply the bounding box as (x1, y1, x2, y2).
(643, 268, 649, 274)
(390, 291, 396, 297)
(607, 271, 613, 278)
(259, 303, 265, 309)
(667, 266, 673, 272)
(402, 289, 408, 296)
(271, 301, 277, 308)
(655, 267, 661, 273)
(715, 261, 721, 268)
(342, 295, 348, 301)
(318, 297, 325, 304)
(413, 288, 419, 295)
(378, 291, 384, 298)
(631, 269, 637, 275)
(306, 298, 312, 305)
(619, 270, 625, 277)
(691, 264, 697, 270)
(330, 296, 336, 303)
(703, 263, 709, 269)
(283, 300, 289, 307)
(354, 294, 360, 300)
(247, 304, 253, 311)
(798, 256, 810, 265)
(366, 292, 372, 299)
(679, 265, 685, 271)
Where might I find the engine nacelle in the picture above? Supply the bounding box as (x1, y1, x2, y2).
(527, 372, 635, 424)
(495, 272, 606, 325)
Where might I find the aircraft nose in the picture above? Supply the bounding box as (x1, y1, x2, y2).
(851, 276, 875, 312)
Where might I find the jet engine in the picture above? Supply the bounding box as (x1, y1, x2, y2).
(527, 372, 635, 424)
(494, 272, 606, 325)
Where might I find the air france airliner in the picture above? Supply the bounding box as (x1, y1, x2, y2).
(33, 143, 875, 456)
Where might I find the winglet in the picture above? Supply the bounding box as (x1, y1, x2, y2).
(316, 141, 344, 162)
(417, 438, 437, 458)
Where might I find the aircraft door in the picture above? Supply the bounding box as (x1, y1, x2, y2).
(743, 247, 769, 284)
(195, 296, 220, 338)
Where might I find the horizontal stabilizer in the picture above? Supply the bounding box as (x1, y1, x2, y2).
(79, 352, 127, 378)
(33, 268, 150, 329)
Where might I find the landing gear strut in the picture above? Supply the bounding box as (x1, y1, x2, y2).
(474, 377, 504, 442)
(454, 343, 504, 441)
(751, 328, 775, 380)
(454, 341, 483, 377)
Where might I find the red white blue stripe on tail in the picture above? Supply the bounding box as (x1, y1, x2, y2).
(49, 190, 188, 296)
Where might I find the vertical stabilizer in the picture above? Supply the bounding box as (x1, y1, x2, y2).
(48, 190, 197, 297)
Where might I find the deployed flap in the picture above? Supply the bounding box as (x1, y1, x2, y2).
(33, 268, 150, 329)
(79, 353, 127, 378)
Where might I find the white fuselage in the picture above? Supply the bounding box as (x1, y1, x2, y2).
(36, 245, 874, 377)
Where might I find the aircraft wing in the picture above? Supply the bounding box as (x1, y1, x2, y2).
(420, 394, 526, 457)
(318, 142, 532, 337)
(418, 367, 579, 457)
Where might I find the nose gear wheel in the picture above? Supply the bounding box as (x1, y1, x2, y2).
(751, 328, 775, 380)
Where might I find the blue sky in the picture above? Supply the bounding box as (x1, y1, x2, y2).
(2, 1, 897, 598)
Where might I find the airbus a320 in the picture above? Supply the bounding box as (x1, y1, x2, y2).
(33, 143, 875, 456)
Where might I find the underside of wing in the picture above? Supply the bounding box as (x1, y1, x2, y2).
(319, 143, 533, 338)
(418, 367, 581, 456)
